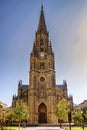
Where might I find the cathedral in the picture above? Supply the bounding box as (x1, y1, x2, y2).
(12, 6, 71, 124)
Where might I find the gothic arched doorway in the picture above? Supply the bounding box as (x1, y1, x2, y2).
(38, 103, 47, 123)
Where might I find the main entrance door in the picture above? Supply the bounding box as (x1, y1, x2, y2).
(38, 103, 47, 123)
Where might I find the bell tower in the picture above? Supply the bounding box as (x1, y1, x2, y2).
(28, 5, 57, 124)
(29, 5, 55, 90)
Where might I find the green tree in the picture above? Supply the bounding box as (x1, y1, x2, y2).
(83, 106, 87, 119)
(85, 110, 87, 119)
(0, 107, 5, 130)
(5, 108, 14, 125)
(13, 100, 28, 130)
(0, 107, 2, 129)
(0, 106, 2, 121)
(55, 98, 70, 128)
(73, 107, 83, 126)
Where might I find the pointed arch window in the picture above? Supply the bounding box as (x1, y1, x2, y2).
(40, 39, 44, 46)
(40, 47, 44, 52)
(40, 63, 45, 69)
(34, 76, 37, 88)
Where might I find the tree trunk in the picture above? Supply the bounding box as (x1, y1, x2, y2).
(0, 121, 3, 130)
(60, 120, 62, 128)
(65, 122, 66, 130)
(18, 122, 20, 130)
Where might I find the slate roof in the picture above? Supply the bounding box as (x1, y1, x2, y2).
(56, 84, 64, 89)
(21, 84, 66, 89)
(22, 85, 64, 89)
(22, 85, 28, 89)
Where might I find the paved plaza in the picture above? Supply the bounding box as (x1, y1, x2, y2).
(21, 126, 63, 130)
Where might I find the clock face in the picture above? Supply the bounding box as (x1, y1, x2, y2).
(40, 53, 45, 58)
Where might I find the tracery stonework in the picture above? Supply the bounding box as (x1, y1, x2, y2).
(12, 6, 72, 124)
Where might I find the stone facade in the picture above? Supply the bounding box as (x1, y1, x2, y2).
(12, 6, 71, 124)
(0, 101, 7, 108)
(77, 100, 87, 109)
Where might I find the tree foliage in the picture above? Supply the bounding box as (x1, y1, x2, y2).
(0, 107, 2, 121)
(85, 110, 87, 119)
(0, 107, 6, 129)
(13, 100, 28, 122)
(73, 107, 83, 126)
(5, 108, 14, 124)
(83, 106, 87, 119)
(55, 98, 70, 122)
(0, 101, 28, 130)
(13, 100, 28, 130)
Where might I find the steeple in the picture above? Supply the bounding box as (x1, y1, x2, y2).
(37, 5, 47, 33)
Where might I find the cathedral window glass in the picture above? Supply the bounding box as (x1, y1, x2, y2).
(40, 39, 44, 46)
(40, 77, 45, 81)
(40, 47, 44, 52)
(40, 63, 45, 69)
(34, 62, 36, 69)
(51, 76, 55, 86)
(34, 76, 37, 88)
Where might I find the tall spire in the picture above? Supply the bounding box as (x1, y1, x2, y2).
(37, 5, 47, 33)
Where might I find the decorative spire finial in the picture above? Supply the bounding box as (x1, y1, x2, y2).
(41, 4, 43, 10)
(37, 5, 47, 33)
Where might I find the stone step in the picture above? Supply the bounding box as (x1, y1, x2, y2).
(21, 127, 63, 130)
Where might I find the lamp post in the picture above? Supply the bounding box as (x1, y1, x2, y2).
(68, 110, 72, 130)
(81, 111, 85, 130)
(68, 101, 73, 130)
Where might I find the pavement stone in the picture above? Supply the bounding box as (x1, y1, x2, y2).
(20, 126, 64, 130)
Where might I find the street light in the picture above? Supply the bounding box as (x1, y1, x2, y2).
(68, 111, 72, 130)
(81, 110, 85, 130)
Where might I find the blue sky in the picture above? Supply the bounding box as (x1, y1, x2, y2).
(0, 0, 87, 106)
